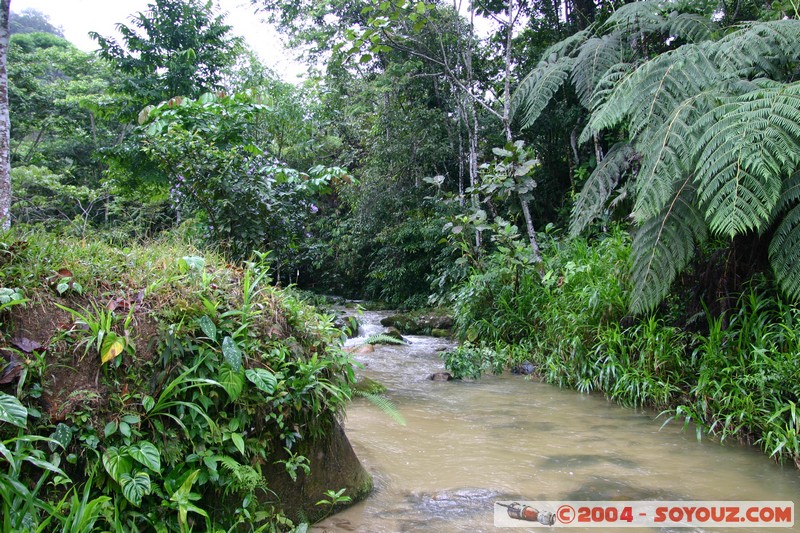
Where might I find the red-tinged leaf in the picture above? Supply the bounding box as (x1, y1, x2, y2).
(11, 337, 42, 353)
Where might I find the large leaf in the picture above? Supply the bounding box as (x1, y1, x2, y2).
(127, 441, 161, 473)
(120, 471, 151, 507)
(102, 447, 132, 483)
(198, 315, 217, 342)
(221, 336, 243, 371)
(513, 57, 574, 129)
(100, 333, 126, 365)
(217, 365, 245, 401)
(245, 368, 277, 394)
(0, 391, 27, 427)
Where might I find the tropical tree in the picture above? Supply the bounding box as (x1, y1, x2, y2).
(9, 8, 64, 36)
(91, 0, 243, 118)
(515, 1, 800, 312)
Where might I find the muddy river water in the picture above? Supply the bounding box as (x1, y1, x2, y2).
(313, 311, 800, 532)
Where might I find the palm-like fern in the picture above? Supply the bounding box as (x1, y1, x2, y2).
(515, 0, 800, 312)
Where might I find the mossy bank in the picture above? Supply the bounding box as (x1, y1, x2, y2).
(0, 228, 370, 531)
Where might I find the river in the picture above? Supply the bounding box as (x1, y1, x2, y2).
(313, 310, 800, 532)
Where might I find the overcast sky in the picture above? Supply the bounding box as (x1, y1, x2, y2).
(11, 0, 307, 81)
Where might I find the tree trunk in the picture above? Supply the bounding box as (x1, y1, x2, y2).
(502, 0, 540, 261)
(0, 0, 10, 230)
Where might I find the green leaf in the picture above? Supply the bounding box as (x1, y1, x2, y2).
(218, 365, 245, 401)
(122, 414, 140, 425)
(0, 392, 28, 427)
(221, 336, 243, 371)
(230, 432, 245, 455)
(128, 441, 161, 473)
(49, 423, 73, 451)
(198, 315, 217, 342)
(119, 421, 131, 438)
(120, 471, 151, 506)
(103, 447, 132, 483)
(142, 395, 155, 413)
(104, 420, 118, 438)
(245, 368, 277, 394)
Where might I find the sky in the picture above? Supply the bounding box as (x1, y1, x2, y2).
(11, 0, 307, 81)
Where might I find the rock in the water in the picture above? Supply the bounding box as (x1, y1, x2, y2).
(353, 376, 387, 394)
(511, 361, 536, 375)
(428, 372, 453, 381)
(430, 328, 451, 338)
(347, 343, 374, 354)
(381, 311, 455, 335)
(384, 327, 406, 342)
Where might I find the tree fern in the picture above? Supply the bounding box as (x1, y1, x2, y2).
(572, 35, 626, 108)
(694, 82, 800, 237)
(710, 20, 800, 80)
(569, 142, 637, 236)
(630, 178, 707, 314)
(512, 57, 574, 129)
(599, 0, 675, 35)
(769, 174, 800, 301)
(632, 90, 713, 220)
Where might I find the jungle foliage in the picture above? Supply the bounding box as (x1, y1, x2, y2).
(3, 2, 800, 530)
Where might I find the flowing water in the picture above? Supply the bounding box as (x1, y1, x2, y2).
(313, 311, 800, 533)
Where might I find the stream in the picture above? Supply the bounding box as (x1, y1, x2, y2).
(313, 310, 800, 532)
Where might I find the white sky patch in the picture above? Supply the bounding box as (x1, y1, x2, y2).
(11, 0, 307, 81)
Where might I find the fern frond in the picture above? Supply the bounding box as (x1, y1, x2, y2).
(711, 20, 800, 81)
(583, 45, 719, 144)
(570, 142, 637, 236)
(539, 28, 589, 61)
(364, 333, 406, 345)
(600, 0, 668, 36)
(514, 57, 574, 128)
(353, 391, 406, 426)
(694, 82, 800, 237)
(666, 12, 717, 43)
(632, 90, 716, 220)
(572, 35, 626, 108)
(630, 178, 707, 314)
(769, 175, 800, 301)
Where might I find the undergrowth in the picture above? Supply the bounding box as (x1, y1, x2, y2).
(445, 226, 800, 468)
(0, 227, 359, 531)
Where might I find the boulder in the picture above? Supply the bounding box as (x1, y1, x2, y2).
(430, 328, 451, 338)
(511, 361, 536, 375)
(260, 418, 372, 523)
(380, 312, 455, 335)
(428, 372, 453, 381)
(353, 375, 387, 394)
(384, 327, 406, 342)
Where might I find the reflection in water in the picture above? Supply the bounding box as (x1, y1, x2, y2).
(313, 311, 800, 533)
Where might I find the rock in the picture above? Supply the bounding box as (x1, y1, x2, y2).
(353, 376, 387, 394)
(259, 418, 372, 523)
(333, 314, 360, 338)
(511, 361, 536, 375)
(416, 315, 454, 330)
(384, 327, 406, 342)
(428, 372, 453, 381)
(381, 311, 455, 335)
(430, 328, 451, 338)
(346, 343, 374, 354)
